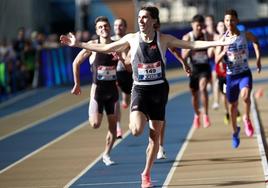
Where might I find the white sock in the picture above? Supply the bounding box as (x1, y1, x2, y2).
(116, 122, 121, 130)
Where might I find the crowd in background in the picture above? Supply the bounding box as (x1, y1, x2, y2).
(0, 28, 91, 102)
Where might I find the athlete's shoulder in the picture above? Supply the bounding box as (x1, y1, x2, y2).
(111, 35, 117, 41)
(158, 32, 169, 38)
(159, 32, 178, 42)
(244, 31, 258, 42)
(88, 39, 98, 44)
(121, 32, 139, 44)
(124, 32, 138, 39)
(182, 32, 191, 40)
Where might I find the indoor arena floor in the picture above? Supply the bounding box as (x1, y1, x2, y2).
(0, 58, 268, 188)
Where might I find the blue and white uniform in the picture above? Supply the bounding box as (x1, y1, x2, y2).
(224, 31, 252, 103)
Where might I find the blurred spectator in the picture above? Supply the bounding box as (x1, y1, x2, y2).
(0, 26, 94, 101)
(75, 30, 83, 42)
(81, 30, 91, 42)
(0, 38, 9, 61)
(31, 31, 45, 50)
(0, 38, 16, 98)
(74, 30, 91, 42)
(43, 33, 60, 48)
(23, 40, 36, 86)
(36, 32, 46, 49)
(159, 0, 171, 21)
(15, 58, 29, 91)
(1, 28, 48, 98)
(13, 27, 26, 61)
(0, 38, 16, 62)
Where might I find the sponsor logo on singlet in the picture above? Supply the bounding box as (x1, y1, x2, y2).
(97, 65, 116, 80)
(226, 43, 248, 75)
(191, 51, 208, 64)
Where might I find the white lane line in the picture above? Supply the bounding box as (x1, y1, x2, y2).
(0, 89, 71, 121)
(0, 121, 89, 174)
(64, 130, 132, 188)
(0, 99, 88, 141)
(76, 180, 158, 187)
(165, 175, 261, 182)
(64, 91, 188, 188)
(162, 90, 268, 188)
(161, 91, 195, 188)
(162, 126, 195, 188)
(38, 185, 59, 188)
(0, 88, 46, 109)
(251, 91, 268, 187)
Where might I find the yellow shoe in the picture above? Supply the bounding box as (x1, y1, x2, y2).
(224, 113, 230, 125)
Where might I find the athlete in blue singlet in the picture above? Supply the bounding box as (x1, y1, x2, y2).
(215, 9, 261, 148)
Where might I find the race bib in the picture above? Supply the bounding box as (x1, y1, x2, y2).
(192, 51, 208, 64)
(227, 50, 247, 65)
(137, 61, 162, 81)
(97, 65, 116, 80)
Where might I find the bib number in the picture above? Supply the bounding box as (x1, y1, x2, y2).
(97, 65, 116, 80)
(192, 51, 208, 64)
(137, 61, 162, 81)
(227, 50, 247, 65)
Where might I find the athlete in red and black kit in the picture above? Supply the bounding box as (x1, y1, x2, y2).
(90, 39, 119, 116)
(70, 16, 119, 166)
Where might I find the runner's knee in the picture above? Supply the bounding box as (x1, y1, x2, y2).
(89, 119, 101, 129)
(129, 122, 142, 136)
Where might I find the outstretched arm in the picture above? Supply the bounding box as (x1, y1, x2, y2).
(71, 49, 91, 95)
(122, 50, 133, 72)
(169, 47, 191, 75)
(165, 34, 235, 50)
(246, 31, 261, 73)
(180, 34, 191, 62)
(60, 32, 130, 53)
(215, 45, 228, 64)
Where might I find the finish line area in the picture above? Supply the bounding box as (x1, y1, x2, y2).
(0, 59, 268, 188)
